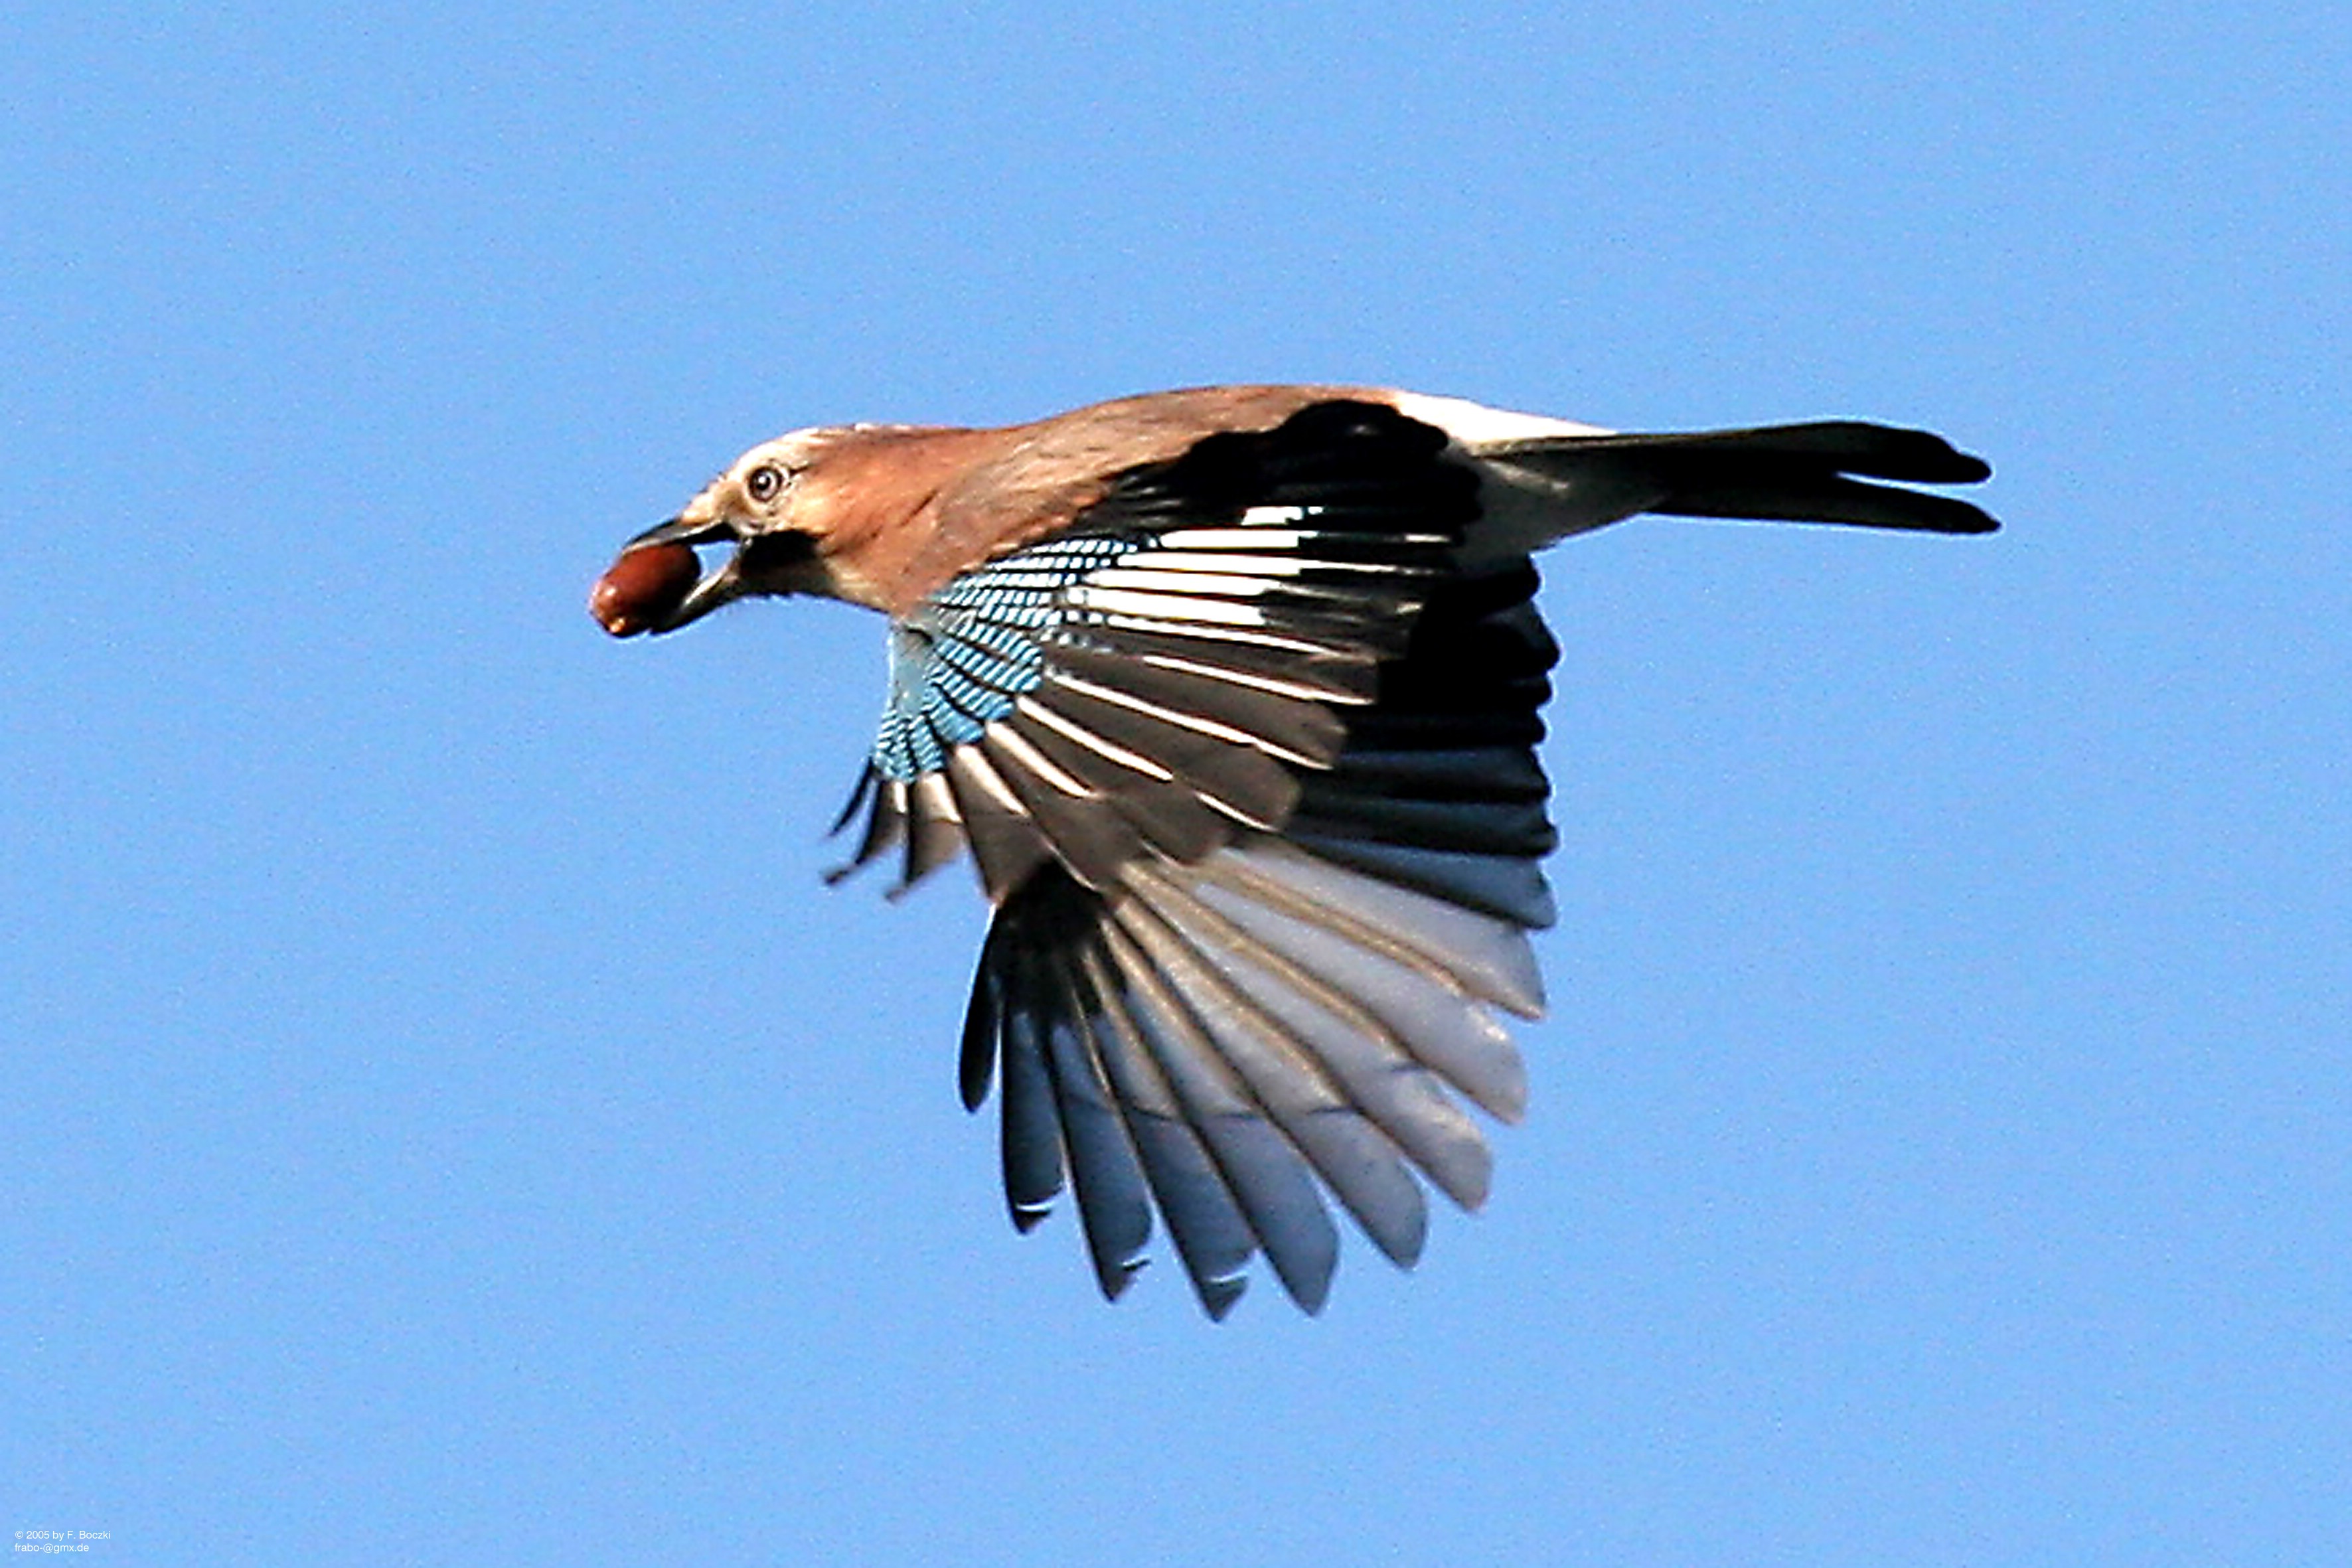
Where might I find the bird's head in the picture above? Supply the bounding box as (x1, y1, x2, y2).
(589, 427, 858, 637)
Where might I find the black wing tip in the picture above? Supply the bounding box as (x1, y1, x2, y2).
(1095, 1255, 1146, 1302)
(958, 977, 998, 1113)
(1287, 1275, 1334, 1316)
(1199, 1273, 1247, 1320)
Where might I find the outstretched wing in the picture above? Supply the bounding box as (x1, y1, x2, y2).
(834, 400, 1560, 1316)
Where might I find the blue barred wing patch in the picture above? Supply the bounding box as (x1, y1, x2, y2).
(872, 534, 1140, 781)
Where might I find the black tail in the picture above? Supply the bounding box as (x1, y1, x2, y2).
(1491, 420, 1999, 535)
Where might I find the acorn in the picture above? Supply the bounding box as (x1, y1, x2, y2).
(590, 542, 701, 637)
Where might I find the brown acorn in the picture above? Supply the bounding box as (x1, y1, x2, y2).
(589, 542, 701, 637)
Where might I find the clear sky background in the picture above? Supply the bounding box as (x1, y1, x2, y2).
(6, 6, 2346, 1565)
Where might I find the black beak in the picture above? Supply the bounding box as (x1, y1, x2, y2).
(625, 514, 732, 552)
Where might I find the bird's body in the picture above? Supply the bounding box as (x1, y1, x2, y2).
(594, 386, 1996, 1316)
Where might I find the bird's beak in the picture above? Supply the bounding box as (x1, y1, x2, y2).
(621, 516, 711, 552)
(590, 516, 744, 637)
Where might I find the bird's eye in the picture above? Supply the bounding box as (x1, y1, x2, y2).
(745, 465, 785, 504)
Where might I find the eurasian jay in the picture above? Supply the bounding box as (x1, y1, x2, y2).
(591, 386, 1997, 1318)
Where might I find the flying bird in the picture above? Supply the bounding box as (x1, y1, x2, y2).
(591, 385, 1997, 1318)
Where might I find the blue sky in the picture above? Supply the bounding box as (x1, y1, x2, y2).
(5, 5, 2346, 1564)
